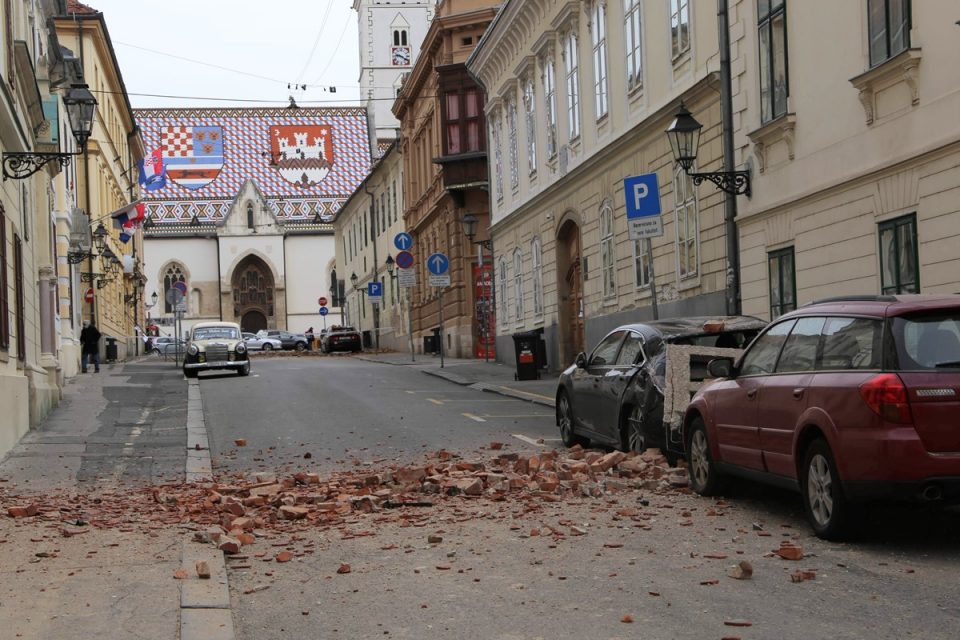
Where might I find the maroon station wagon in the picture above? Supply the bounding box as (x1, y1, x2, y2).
(683, 295, 960, 539)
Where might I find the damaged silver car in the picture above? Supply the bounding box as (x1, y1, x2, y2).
(555, 316, 766, 458)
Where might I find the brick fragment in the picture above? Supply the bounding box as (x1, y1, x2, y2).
(275, 551, 293, 563)
(234, 439, 247, 447)
(427, 535, 443, 544)
(196, 561, 211, 579)
(728, 560, 753, 580)
(337, 563, 351, 574)
(7, 504, 38, 518)
(219, 537, 241, 554)
(279, 506, 310, 520)
(777, 541, 804, 561)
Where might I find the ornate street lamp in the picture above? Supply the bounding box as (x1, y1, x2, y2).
(3, 83, 97, 180)
(666, 103, 751, 197)
(67, 221, 110, 264)
(385, 254, 395, 275)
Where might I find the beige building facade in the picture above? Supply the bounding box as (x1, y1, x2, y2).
(334, 143, 410, 351)
(468, 0, 734, 368)
(731, 0, 960, 318)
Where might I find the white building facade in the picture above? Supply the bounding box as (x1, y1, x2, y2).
(468, 0, 734, 368)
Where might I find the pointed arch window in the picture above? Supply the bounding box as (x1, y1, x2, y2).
(246, 203, 255, 230)
(163, 264, 187, 313)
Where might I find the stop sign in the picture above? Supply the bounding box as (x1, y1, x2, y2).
(318, 296, 328, 306)
(84, 287, 94, 304)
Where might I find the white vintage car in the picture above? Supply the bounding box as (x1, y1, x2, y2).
(183, 321, 250, 378)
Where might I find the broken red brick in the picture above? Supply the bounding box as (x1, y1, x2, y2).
(777, 541, 804, 561)
(196, 561, 211, 579)
(234, 439, 247, 447)
(337, 563, 351, 574)
(621, 615, 634, 623)
(7, 504, 38, 518)
(279, 506, 309, 520)
(728, 560, 754, 580)
(275, 551, 293, 563)
(219, 537, 241, 554)
(173, 569, 188, 580)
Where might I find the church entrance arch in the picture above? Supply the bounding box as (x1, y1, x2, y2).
(232, 255, 275, 332)
(556, 217, 584, 366)
(242, 310, 267, 333)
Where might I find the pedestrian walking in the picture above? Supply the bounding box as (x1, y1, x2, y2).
(305, 326, 315, 350)
(80, 320, 102, 373)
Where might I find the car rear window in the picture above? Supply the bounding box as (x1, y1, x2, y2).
(892, 311, 960, 370)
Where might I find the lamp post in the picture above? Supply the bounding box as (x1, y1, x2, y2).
(2, 84, 97, 180)
(461, 213, 494, 363)
(350, 272, 364, 348)
(666, 101, 749, 316)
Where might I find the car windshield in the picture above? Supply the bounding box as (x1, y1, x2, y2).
(892, 311, 960, 370)
(193, 327, 240, 341)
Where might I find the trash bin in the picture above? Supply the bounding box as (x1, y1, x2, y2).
(423, 335, 438, 354)
(105, 337, 118, 363)
(512, 330, 541, 381)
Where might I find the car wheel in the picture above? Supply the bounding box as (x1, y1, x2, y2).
(801, 439, 852, 540)
(687, 417, 724, 496)
(557, 390, 587, 448)
(621, 404, 646, 453)
(238, 362, 251, 376)
(262, 343, 273, 351)
(183, 368, 198, 379)
(295, 342, 307, 352)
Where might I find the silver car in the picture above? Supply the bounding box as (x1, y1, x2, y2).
(242, 332, 282, 351)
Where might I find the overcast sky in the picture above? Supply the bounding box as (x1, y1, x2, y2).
(88, 0, 363, 109)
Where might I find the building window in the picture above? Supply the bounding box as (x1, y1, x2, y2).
(591, 1, 609, 118)
(443, 88, 483, 156)
(391, 181, 398, 223)
(246, 203, 254, 229)
(634, 238, 651, 288)
(543, 55, 558, 157)
(532, 237, 544, 316)
(14, 234, 24, 361)
(507, 98, 519, 190)
(513, 249, 524, 321)
(768, 246, 796, 318)
(564, 31, 581, 140)
(0, 206, 8, 350)
(492, 115, 504, 202)
(879, 213, 919, 294)
(624, 0, 644, 91)
(522, 77, 537, 173)
(868, 0, 910, 67)
(674, 167, 699, 279)
(392, 28, 409, 47)
(600, 203, 616, 298)
(758, 0, 788, 123)
(498, 257, 509, 323)
(163, 263, 187, 313)
(670, 0, 690, 58)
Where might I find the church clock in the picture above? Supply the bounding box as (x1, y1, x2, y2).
(391, 45, 411, 66)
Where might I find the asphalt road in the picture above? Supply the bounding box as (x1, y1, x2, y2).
(199, 356, 560, 476)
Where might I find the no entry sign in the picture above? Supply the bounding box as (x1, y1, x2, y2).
(84, 287, 94, 304)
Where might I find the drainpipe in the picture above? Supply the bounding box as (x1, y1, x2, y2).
(363, 182, 379, 351)
(719, 0, 741, 315)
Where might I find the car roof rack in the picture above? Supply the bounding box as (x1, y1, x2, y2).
(803, 295, 898, 307)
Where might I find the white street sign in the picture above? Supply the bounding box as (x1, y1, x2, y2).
(399, 268, 416, 288)
(429, 274, 451, 287)
(629, 216, 664, 240)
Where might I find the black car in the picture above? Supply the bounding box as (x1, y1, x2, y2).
(555, 316, 765, 456)
(263, 330, 311, 352)
(320, 326, 362, 353)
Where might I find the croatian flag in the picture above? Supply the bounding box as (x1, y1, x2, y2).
(138, 148, 166, 191)
(112, 200, 146, 225)
(161, 126, 224, 190)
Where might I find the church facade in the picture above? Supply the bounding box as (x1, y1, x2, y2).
(137, 107, 370, 337)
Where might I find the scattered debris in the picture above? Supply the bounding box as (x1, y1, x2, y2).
(196, 560, 211, 579)
(728, 560, 753, 580)
(776, 541, 804, 561)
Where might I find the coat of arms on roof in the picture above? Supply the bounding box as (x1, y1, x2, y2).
(268, 125, 334, 188)
(162, 125, 225, 190)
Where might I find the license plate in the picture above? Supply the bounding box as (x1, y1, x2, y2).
(207, 361, 231, 367)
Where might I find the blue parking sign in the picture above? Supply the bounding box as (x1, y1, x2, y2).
(623, 173, 663, 239)
(368, 282, 383, 298)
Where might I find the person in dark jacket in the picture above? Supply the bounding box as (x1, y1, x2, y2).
(80, 320, 101, 373)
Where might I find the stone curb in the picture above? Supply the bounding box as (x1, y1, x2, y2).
(421, 367, 473, 386)
(185, 379, 212, 482)
(471, 381, 556, 409)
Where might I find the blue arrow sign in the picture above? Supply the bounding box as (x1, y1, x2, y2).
(367, 282, 383, 297)
(319, 306, 329, 316)
(394, 232, 413, 251)
(427, 252, 449, 276)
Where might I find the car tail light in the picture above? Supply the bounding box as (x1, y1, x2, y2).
(859, 373, 913, 424)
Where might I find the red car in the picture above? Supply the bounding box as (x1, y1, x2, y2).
(684, 295, 960, 539)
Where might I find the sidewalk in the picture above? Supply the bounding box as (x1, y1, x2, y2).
(354, 351, 559, 408)
(0, 357, 189, 640)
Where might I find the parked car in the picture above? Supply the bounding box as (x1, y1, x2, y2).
(151, 336, 185, 356)
(683, 295, 960, 539)
(242, 332, 282, 351)
(261, 330, 311, 352)
(183, 321, 250, 378)
(555, 316, 765, 456)
(321, 326, 363, 353)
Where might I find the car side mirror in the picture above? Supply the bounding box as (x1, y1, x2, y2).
(574, 352, 587, 369)
(707, 357, 734, 379)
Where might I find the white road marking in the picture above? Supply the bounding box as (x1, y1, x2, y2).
(512, 434, 547, 447)
(462, 413, 486, 422)
(427, 398, 444, 405)
(480, 413, 554, 418)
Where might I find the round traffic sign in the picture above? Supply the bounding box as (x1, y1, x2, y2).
(427, 252, 449, 275)
(173, 280, 188, 295)
(318, 296, 328, 306)
(394, 232, 413, 251)
(319, 306, 329, 316)
(84, 287, 94, 304)
(395, 250, 414, 269)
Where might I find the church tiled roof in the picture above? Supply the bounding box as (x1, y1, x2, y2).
(135, 107, 371, 225)
(66, 0, 99, 14)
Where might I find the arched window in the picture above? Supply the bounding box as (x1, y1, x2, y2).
(513, 249, 524, 321)
(497, 257, 509, 323)
(600, 202, 616, 298)
(163, 264, 186, 313)
(531, 237, 543, 316)
(247, 203, 255, 230)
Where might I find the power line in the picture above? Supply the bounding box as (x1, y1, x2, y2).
(309, 11, 355, 85)
(296, 0, 337, 84)
(113, 40, 289, 85)
(90, 88, 440, 104)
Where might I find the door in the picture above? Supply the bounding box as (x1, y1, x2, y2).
(596, 331, 645, 440)
(571, 330, 626, 434)
(566, 258, 584, 358)
(757, 317, 824, 477)
(714, 320, 796, 470)
(557, 219, 584, 366)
